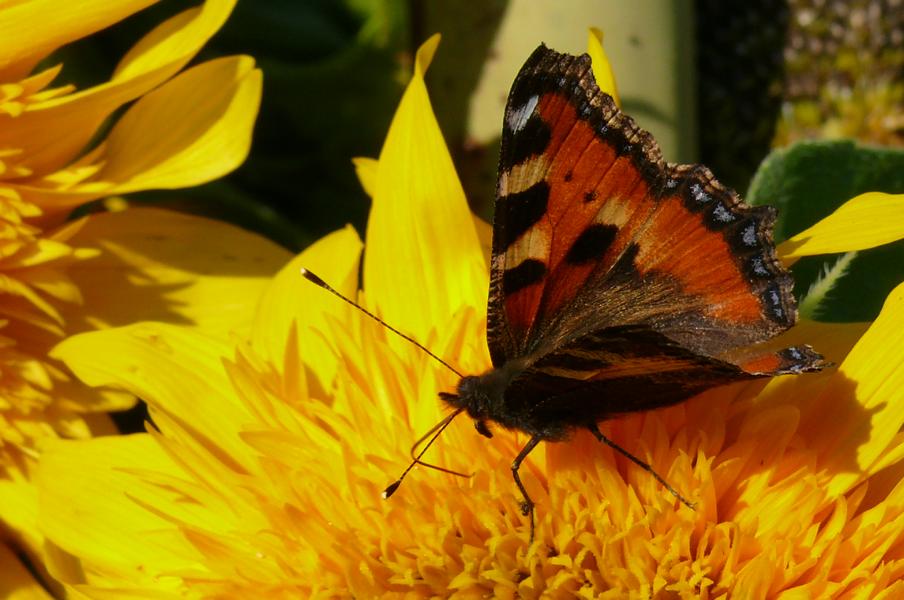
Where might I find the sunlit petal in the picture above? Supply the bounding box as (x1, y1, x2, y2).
(587, 28, 620, 106)
(253, 225, 362, 387)
(20, 57, 261, 212)
(0, 0, 157, 80)
(363, 34, 487, 340)
(53, 207, 289, 336)
(37, 435, 199, 580)
(778, 192, 904, 263)
(0, 0, 237, 177)
(818, 281, 904, 496)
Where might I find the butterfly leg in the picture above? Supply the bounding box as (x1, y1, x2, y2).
(511, 434, 543, 542)
(588, 423, 696, 510)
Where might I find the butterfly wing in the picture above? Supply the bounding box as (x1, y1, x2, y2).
(500, 326, 823, 434)
(487, 45, 823, 391)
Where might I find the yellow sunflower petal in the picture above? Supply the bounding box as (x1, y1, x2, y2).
(778, 192, 904, 264)
(818, 281, 904, 495)
(363, 34, 487, 340)
(0, 543, 52, 600)
(113, 0, 235, 80)
(23, 56, 261, 212)
(0, 0, 236, 178)
(587, 28, 620, 106)
(37, 435, 197, 580)
(51, 323, 258, 469)
(253, 225, 362, 387)
(352, 157, 378, 198)
(52, 207, 289, 337)
(0, 0, 157, 80)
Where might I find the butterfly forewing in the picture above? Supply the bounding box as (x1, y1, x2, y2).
(488, 45, 822, 390)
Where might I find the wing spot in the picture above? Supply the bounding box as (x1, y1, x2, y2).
(503, 259, 547, 295)
(690, 183, 711, 204)
(750, 256, 770, 277)
(564, 170, 573, 182)
(566, 224, 618, 264)
(506, 94, 539, 133)
(507, 115, 552, 165)
(496, 182, 550, 251)
(762, 285, 785, 319)
(742, 223, 758, 247)
(583, 190, 597, 203)
(711, 203, 735, 223)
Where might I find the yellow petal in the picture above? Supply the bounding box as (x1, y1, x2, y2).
(587, 28, 620, 106)
(0, 0, 157, 80)
(363, 34, 488, 340)
(778, 192, 904, 264)
(37, 435, 197, 580)
(820, 281, 904, 495)
(353, 157, 378, 198)
(0, 476, 40, 555)
(473, 215, 492, 267)
(52, 207, 289, 337)
(114, 0, 235, 80)
(0, 0, 236, 178)
(0, 543, 53, 600)
(253, 225, 362, 386)
(24, 56, 261, 212)
(51, 323, 258, 469)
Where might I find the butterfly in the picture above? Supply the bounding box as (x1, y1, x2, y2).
(305, 44, 825, 542)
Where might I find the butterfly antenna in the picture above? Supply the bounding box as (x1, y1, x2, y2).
(408, 413, 472, 478)
(382, 408, 465, 499)
(300, 268, 463, 378)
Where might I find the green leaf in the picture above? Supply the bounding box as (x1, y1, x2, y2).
(746, 140, 904, 322)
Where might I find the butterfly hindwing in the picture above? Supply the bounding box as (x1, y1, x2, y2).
(499, 325, 823, 434)
(487, 45, 822, 389)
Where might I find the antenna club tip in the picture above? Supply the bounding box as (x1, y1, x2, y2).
(382, 480, 401, 499)
(300, 267, 327, 287)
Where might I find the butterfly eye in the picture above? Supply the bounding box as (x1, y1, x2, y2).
(475, 420, 493, 439)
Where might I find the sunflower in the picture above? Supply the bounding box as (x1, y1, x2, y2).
(0, 0, 291, 582)
(36, 33, 904, 598)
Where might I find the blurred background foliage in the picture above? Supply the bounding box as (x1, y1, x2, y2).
(53, 0, 902, 322)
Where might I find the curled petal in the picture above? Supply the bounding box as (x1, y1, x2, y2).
(778, 192, 904, 264)
(0, 0, 157, 80)
(0, 0, 237, 177)
(21, 56, 261, 213)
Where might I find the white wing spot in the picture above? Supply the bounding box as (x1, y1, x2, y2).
(769, 290, 784, 318)
(690, 183, 711, 204)
(507, 95, 539, 133)
(712, 203, 734, 222)
(742, 224, 758, 247)
(751, 257, 769, 276)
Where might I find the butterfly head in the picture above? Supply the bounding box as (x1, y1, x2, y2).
(442, 364, 524, 437)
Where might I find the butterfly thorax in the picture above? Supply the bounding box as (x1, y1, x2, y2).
(445, 359, 571, 441)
